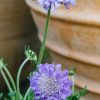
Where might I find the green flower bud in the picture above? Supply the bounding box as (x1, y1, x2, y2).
(25, 46, 37, 63)
(69, 68, 76, 76)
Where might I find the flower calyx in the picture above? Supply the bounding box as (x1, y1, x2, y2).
(25, 46, 37, 63)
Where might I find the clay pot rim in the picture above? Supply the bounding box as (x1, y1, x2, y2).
(26, 0, 100, 26)
(39, 34, 100, 67)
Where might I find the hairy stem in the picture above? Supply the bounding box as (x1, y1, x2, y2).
(72, 75, 75, 93)
(16, 58, 29, 100)
(24, 7, 51, 100)
(3, 66, 16, 92)
(23, 87, 31, 100)
(37, 6, 51, 64)
(1, 70, 15, 100)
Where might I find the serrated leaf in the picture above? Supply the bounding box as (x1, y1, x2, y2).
(67, 86, 87, 100)
(77, 86, 87, 99)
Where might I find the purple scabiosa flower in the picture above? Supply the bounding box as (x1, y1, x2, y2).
(37, 0, 76, 11)
(64, 0, 76, 9)
(29, 63, 72, 100)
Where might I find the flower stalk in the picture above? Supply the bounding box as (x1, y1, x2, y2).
(3, 66, 16, 92)
(16, 58, 29, 100)
(23, 6, 51, 100)
(0, 58, 16, 99)
(37, 5, 51, 64)
(23, 87, 31, 100)
(1, 70, 15, 100)
(72, 75, 75, 93)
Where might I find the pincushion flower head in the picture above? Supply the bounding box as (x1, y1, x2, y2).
(38, 0, 76, 11)
(29, 63, 72, 100)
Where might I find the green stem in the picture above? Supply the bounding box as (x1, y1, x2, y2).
(23, 87, 31, 100)
(1, 70, 15, 100)
(37, 6, 51, 64)
(72, 75, 75, 93)
(16, 58, 29, 100)
(24, 7, 51, 100)
(3, 66, 16, 92)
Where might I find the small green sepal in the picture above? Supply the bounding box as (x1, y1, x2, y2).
(67, 86, 88, 100)
(69, 68, 76, 76)
(25, 46, 37, 63)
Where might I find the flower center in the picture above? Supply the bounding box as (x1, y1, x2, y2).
(38, 74, 59, 96)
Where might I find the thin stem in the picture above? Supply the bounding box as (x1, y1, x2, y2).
(1, 70, 12, 92)
(23, 87, 31, 100)
(72, 75, 75, 93)
(3, 66, 16, 92)
(37, 6, 51, 64)
(24, 7, 51, 100)
(1, 70, 15, 100)
(16, 58, 29, 100)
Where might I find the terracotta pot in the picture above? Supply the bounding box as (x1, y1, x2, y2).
(26, 0, 100, 100)
(0, 0, 37, 90)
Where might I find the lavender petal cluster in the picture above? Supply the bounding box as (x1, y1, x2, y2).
(37, 0, 76, 11)
(29, 63, 72, 100)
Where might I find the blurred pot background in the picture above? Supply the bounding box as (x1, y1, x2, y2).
(26, 0, 100, 100)
(0, 0, 39, 90)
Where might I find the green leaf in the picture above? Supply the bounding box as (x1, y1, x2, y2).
(67, 95, 78, 100)
(77, 86, 87, 99)
(27, 90, 34, 100)
(67, 86, 87, 100)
